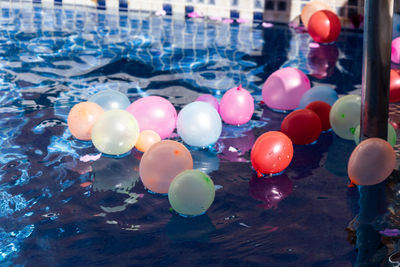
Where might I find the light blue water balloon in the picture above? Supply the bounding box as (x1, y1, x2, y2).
(177, 101, 222, 147)
(88, 89, 131, 111)
(298, 85, 338, 108)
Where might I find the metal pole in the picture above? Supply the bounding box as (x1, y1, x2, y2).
(360, 0, 394, 141)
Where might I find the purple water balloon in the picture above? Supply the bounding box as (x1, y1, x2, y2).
(195, 94, 219, 113)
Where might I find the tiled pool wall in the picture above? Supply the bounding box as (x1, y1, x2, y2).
(3, 0, 397, 29)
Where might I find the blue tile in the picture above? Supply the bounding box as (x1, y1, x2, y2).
(33, 0, 41, 3)
(163, 4, 172, 15)
(120, 0, 128, 11)
(54, 0, 62, 5)
(230, 10, 239, 19)
(97, 0, 106, 10)
(253, 12, 263, 22)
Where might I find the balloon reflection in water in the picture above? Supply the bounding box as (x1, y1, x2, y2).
(217, 125, 255, 162)
(248, 174, 293, 209)
(92, 153, 140, 193)
(307, 44, 339, 79)
(288, 131, 333, 180)
(165, 213, 216, 243)
(192, 149, 220, 174)
(326, 134, 356, 177)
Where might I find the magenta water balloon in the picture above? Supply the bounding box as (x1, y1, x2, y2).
(219, 85, 254, 125)
(126, 96, 177, 139)
(392, 37, 400, 64)
(195, 94, 219, 112)
(262, 67, 311, 111)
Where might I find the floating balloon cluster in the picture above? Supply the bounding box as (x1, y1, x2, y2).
(68, 86, 255, 216)
(259, 66, 396, 186)
(301, 0, 342, 43)
(67, 59, 398, 217)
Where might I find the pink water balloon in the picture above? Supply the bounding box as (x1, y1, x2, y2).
(67, 102, 104, 140)
(195, 94, 219, 112)
(139, 140, 193, 194)
(219, 85, 254, 125)
(348, 138, 396, 186)
(392, 37, 400, 64)
(126, 96, 177, 139)
(262, 67, 311, 111)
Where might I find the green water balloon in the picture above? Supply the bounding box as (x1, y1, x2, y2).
(168, 170, 215, 216)
(353, 124, 397, 147)
(329, 95, 361, 140)
(91, 109, 140, 155)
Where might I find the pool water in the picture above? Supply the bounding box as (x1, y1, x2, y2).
(0, 3, 399, 266)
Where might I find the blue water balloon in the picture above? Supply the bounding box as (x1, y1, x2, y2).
(298, 85, 338, 109)
(177, 101, 222, 147)
(88, 89, 131, 111)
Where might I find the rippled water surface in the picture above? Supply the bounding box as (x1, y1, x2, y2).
(0, 3, 384, 266)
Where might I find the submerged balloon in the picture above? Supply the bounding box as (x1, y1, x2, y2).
(298, 85, 338, 108)
(91, 110, 139, 155)
(219, 85, 254, 125)
(251, 131, 294, 176)
(177, 102, 222, 147)
(135, 130, 161, 152)
(195, 94, 219, 112)
(392, 37, 400, 64)
(348, 138, 396, 186)
(262, 67, 311, 111)
(301, 0, 333, 28)
(88, 89, 131, 111)
(67, 102, 104, 140)
(305, 101, 331, 131)
(139, 140, 193, 194)
(353, 124, 397, 147)
(308, 10, 341, 43)
(168, 170, 215, 216)
(280, 109, 322, 145)
(126, 96, 177, 139)
(329, 95, 361, 140)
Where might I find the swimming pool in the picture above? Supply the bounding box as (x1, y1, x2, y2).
(0, 2, 399, 266)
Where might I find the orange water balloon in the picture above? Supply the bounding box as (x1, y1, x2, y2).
(301, 0, 333, 29)
(139, 140, 193, 194)
(67, 102, 104, 140)
(135, 130, 161, 152)
(348, 138, 396, 186)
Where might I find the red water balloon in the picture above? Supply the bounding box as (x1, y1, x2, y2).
(390, 69, 400, 103)
(306, 101, 331, 131)
(280, 109, 322, 145)
(308, 10, 341, 43)
(250, 131, 293, 176)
